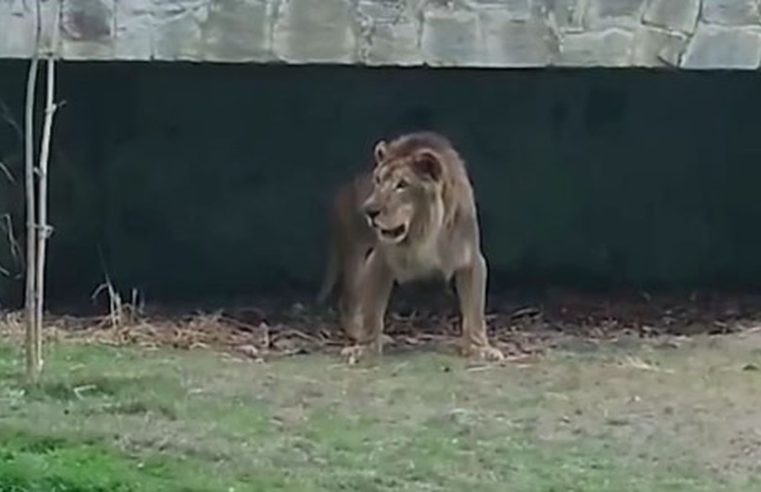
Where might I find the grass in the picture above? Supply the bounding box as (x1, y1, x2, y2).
(0, 334, 760, 491)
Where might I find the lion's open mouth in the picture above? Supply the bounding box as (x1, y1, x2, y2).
(379, 225, 407, 241)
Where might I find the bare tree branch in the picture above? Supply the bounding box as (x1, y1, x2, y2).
(0, 98, 22, 185)
(0, 160, 15, 184)
(0, 214, 22, 266)
(0, 98, 24, 144)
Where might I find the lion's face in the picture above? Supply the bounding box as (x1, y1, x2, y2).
(361, 140, 445, 245)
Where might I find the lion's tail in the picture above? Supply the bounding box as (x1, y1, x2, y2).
(316, 241, 339, 305)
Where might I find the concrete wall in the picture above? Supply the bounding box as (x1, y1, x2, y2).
(3, 0, 761, 69)
(2, 61, 761, 307)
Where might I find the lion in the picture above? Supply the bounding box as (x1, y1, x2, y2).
(317, 131, 503, 362)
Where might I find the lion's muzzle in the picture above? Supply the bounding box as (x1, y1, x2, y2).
(363, 204, 408, 244)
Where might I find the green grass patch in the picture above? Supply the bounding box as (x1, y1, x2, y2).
(0, 337, 759, 491)
(0, 428, 263, 492)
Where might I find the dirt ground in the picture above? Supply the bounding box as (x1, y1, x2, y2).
(6, 289, 761, 362)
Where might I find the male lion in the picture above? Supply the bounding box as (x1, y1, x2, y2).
(318, 132, 503, 362)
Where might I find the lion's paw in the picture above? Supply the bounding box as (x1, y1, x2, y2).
(479, 345, 505, 362)
(340, 341, 384, 364)
(340, 344, 366, 365)
(461, 343, 504, 362)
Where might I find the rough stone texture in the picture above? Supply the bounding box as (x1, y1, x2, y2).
(632, 25, 688, 66)
(643, 0, 701, 34)
(4, 0, 761, 69)
(357, 0, 421, 65)
(682, 23, 761, 68)
(152, 0, 208, 61)
(702, 0, 761, 26)
(546, 0, 586, 32)
(467, 0, 533, 21)
(202, 0, 273, 62)
(421, 4, 482, 66)
(114, 0, 152, 60)
(0, 0, 36, 58)
(362, 20, 421, 65)
(557, 28, 635, 66)
(480, 11, 555, 66)
(585, 0, 647, 29)
(61, 0, 115, 59)
(273, 0, 356, 63)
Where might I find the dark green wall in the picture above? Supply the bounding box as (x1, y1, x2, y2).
(2, 61, 761, 307)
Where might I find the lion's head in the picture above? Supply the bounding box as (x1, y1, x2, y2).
(361, 138, 447, 245)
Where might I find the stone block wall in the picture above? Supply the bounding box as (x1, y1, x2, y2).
(2, 0, 761, 68)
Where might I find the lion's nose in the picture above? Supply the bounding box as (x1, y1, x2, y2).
(364, 206, 380, 221)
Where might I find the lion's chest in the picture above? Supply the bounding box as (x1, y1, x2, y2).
(384, 241, 450, 284)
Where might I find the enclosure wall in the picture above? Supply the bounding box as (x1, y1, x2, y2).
(1, 61, 761, 307)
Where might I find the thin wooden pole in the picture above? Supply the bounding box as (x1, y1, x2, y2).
(24, 0, 42, 380)
(34, 0, 61, 375)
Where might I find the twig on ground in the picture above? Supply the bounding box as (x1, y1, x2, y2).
(271, 328, 323, 344)
(73, 384, 96, 400)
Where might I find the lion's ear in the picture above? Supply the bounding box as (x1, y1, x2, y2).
(373, 140, 388, 164)
(412, 150, 443, 182)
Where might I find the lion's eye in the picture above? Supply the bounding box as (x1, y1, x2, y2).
(396, 180, 408, 191)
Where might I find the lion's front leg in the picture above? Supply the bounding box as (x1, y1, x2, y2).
(362, 251, 394, 356)
(454, 253, 503, 361)
(338, 252, 365, 344)
(340, 250, 393, 363)
(338, 241, 378, 342)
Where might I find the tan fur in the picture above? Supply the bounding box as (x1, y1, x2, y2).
(318, 132, 503, 362)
